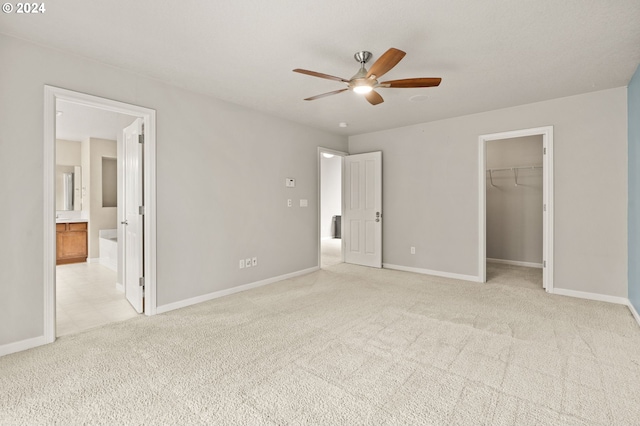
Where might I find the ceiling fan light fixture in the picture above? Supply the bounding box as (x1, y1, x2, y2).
(353, 86, 373, 94)
(352, 82, 373, 94)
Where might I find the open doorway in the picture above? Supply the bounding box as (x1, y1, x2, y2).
(478, 126, 554, 292)
(318, 148, 346, 268)
(54, 100, 138, 336)
(43, 86, 157, 345)
(486, 135, 544, 289)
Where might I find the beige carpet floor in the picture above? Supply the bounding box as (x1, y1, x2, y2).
(321, 238, 342, 268)
(1, 262, 639, 425)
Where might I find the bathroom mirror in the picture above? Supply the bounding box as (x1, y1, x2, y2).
(55, 165, 82, 211)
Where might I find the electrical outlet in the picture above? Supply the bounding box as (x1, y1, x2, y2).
(300, 199, 308, 207)
(287, 199, 292, 207)
(245, 258, 252, 268)
(410, 247, 416, 255)
(252, 257, 258, 266)
(239, 259, 245, 269)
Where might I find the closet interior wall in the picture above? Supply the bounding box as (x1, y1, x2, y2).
(486, 135, 544, 266)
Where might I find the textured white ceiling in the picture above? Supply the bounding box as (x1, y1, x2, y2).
(2, 0, 640, 136)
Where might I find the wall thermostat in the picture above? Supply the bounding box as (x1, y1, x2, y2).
(285, 178, 295, 188)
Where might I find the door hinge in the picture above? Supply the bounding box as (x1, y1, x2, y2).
(543, 204, 547, 212)
(138, 133, 144, 144)
(139, 277, 145, 287)
(543, 261, 546, 268)
(139, 205, 145, 215)
(543, 147, 546, 155)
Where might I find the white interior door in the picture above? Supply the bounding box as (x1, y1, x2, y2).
(344, 151, 382, 268)
(123, 118, 144, 313)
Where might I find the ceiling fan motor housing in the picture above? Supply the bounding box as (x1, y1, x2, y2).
(350, 51, 376, 93)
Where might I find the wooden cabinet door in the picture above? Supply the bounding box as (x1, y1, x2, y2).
(56, 223, 88, 264)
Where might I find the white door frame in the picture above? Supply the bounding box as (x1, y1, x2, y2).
(317, 147, 348, 267)
(43, 86, 157, 344)
(478, 126, 554, 292)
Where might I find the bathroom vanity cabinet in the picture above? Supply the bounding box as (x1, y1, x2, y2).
(56, 221, 88, 265)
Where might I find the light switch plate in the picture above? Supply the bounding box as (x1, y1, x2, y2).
(245, 258, 252, 268)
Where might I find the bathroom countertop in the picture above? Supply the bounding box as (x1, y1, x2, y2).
(56, 218, 88, 223)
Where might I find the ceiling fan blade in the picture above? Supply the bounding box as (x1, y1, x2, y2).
(304, 88, 349, 101)
(366, 48, 406, 80)
(364, 90, 384, 105)
(379, 78, 442, 88)
(293, 69, 349, 83)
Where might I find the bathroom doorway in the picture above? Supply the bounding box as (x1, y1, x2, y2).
(44, 86, 157, 344)
(54, 100, 137, 336)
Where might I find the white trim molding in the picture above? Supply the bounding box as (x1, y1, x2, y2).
(478, 126, 554, 292)
(156, 266, 320, 314)
(44, 86, 158, 349)
(383, 263, 483, 283)
(628, 301, 640, 327)
(0, 335, 48, 357)
(487, 258, 543, 269)
(552, 288, 629, 306)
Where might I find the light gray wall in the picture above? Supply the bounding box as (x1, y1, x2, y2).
(486, 136, 543, 264)
(349, 87, 627, 298)
(320, 155, 342, 238)
(0, 34, 347, 346)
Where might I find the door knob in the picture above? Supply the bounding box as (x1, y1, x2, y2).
(121, 220, 128, 225)
(375, 212, 381, 222)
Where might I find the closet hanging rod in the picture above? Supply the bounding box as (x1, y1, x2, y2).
(486, 165, 542, 173)
(486, 165, 542, 187)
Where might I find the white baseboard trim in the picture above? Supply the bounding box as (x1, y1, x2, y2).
(0, 335, 48, 357)
(487, 258, 543, 269)
(383, 263, 482, 283)
(156, 266, 320, 314)
(628, 301, 640, 327)
(552, 287, 629, 305)
(86, 258, 100, 264)
(99, 257, 117, 272)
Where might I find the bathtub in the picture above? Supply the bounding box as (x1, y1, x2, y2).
(99, 229, 117, 272)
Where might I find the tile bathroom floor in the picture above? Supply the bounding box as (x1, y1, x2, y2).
(56, 262, 139, 336)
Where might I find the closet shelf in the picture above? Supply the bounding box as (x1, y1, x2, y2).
(486, 165, 542, 187)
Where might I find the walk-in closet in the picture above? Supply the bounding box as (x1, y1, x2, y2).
(486, 135, 544, 285)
